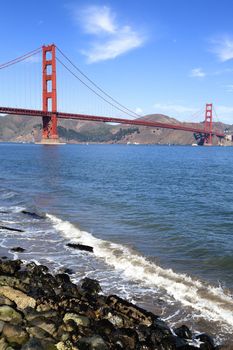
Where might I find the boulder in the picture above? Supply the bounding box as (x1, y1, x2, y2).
(0, 259, 22, 275)
(2, 323, 29, 345)
(0, 305, 22, 323)
(0, 286, 36, 310)
(80, 278, 101, 295)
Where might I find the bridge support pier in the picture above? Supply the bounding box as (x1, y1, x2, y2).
(41, 44, 59, 144)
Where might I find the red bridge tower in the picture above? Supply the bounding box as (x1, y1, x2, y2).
(204, 103, 213, 145)
(42, 44, 59, 143)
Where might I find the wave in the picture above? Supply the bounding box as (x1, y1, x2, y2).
(47, 214, 233, 333)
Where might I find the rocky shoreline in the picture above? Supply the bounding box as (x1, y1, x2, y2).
(0, 258, 220, 349)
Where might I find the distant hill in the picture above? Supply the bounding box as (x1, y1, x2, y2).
(0, 113, 230, 145)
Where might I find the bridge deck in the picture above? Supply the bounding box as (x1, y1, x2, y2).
(0, 106, 225, 138)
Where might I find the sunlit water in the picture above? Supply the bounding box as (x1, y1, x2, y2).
(0, 143, 233, 346)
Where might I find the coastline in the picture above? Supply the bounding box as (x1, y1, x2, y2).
(0, 256, 220, 349)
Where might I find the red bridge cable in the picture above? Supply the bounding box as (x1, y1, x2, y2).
(0, 47, 42, 70)
(56, 46, 141, 119)
(56, 57, 138, 119)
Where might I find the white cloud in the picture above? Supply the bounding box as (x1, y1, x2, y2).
(215, 105, 233, 124)
(76, 5, 145, 63)
(190, 68, 206, 78)
(211, 36, 233, 62)
(80, 6, 116, 34)
(135, 107, 143, 115)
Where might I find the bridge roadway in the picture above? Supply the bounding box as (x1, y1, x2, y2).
(0, 106, 225, 138)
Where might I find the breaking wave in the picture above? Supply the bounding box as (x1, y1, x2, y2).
(47, 214, 233, 334)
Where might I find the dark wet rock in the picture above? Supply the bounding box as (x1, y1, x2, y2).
(10, 247, 26, 253)
(58, 267, 75, 275)
(174, 325, 192, 339)
(0, 225, 24, 232)
(21, 210, 44, 219)
(80, 277, 102, 295)
(0, 259, 22, 275)
(55, 273, 71, 285)
(66, 242, 94, 253)
(195, 333, 215, 349)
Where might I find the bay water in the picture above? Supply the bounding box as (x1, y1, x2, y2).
(0, 143, 233, 345)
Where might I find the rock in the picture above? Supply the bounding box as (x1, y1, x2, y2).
(2, 323, 29, 345)
(112, 328, 138, 350)
(66, 243, 94, 253)
(56, 340, 79, 350)
(0, 275, 29, 292)
(195, 333, 215, 349)
(77, 335, 108, 350)
(10, 247, 25, 253)
(106, 295, 154, 326)
(0, 286, 36, 310)
(26, 326, 54, 341)
(0, 259, 22, 275)
(21, 210, 44, 219)
(80, 278, 101, 295)
(0, 305, 22, 323)
(21, 338, 44, 350)
(174, 324, 192, 339)
(0, 225, 24, 232)
(0, 337, 8, 350)
(57, 267, 74, 275)
(64, 313, 90, 327)
(0, 295, 15, 307)
(104, 311, 125, 328)
(29, 317, 57, 338)
(55, 273, 71, 285)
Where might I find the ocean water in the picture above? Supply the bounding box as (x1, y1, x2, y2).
(0, 143, 233, 345)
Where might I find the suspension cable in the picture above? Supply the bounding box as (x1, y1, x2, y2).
(56, 46, 141, 119)
(0, 47, 41, 70)
(56, 57, 139, 119)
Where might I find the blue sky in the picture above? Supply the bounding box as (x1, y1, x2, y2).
(1, 0, 233, 123)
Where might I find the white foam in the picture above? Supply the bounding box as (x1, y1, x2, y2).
(47, 214, 233, 332)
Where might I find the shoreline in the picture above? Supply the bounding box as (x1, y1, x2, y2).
(0, 256, 220, 349)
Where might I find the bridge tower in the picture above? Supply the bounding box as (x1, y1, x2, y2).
(204, 103, 213, 145)
(42, 44, 58, 143)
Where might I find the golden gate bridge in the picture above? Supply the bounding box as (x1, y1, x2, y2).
(0, 44, 225, 145)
